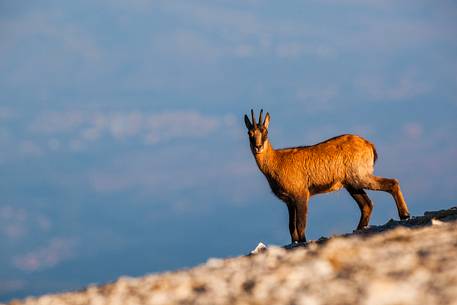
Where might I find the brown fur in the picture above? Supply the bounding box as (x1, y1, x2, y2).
(244, 110, 410, 243)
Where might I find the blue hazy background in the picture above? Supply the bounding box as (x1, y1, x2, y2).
(1, 0, 457, 301)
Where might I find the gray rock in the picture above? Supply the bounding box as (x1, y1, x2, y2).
(6, 206, 457, 305)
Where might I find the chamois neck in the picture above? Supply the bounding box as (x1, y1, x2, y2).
(254, 140, 277, 175)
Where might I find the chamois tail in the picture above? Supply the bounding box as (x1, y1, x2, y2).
(372, 144, 378, 164)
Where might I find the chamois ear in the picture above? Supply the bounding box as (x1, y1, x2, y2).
(263, 112, 270, 129)
(244, 114, 252, 130)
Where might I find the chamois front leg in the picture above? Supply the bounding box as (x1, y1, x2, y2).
(287, 203, 299, 243)
(295, 192, 309, 243)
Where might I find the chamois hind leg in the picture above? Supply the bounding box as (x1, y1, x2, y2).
(345, 186, 373, 230)
(295, 192, 309, 243)
(286, 203, 299, 243)
(362, 176, 410, 220)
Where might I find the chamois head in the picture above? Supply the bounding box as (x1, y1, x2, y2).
(244, 109, 270, 154)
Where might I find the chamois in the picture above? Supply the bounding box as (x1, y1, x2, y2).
(244, 109, 410, 243)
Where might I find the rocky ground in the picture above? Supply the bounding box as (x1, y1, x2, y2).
(6, 207, 457, 305)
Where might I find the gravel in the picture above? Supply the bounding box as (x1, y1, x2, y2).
(6, 207, 457, 305)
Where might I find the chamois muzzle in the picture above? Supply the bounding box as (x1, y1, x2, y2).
(254, 145, 263, 154)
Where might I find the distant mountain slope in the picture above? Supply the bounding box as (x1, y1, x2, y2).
(6, 207, 457, 305)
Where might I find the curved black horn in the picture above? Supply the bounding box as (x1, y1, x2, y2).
(251, 109, 257, 128)
(258, 109, 263, 126)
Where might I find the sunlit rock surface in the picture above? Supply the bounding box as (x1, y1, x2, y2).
(6, 207, 457, 305)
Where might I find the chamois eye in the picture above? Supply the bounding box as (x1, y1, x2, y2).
(248, 131, 254, 137)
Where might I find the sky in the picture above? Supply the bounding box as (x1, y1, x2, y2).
(1, 0, 457, 301)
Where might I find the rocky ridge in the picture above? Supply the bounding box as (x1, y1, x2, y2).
(6, 207, 457, 305)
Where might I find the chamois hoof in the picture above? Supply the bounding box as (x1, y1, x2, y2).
(284, 242, 300, 249)
(400, 214, 410, 220)
(355, 226, 368, 232)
